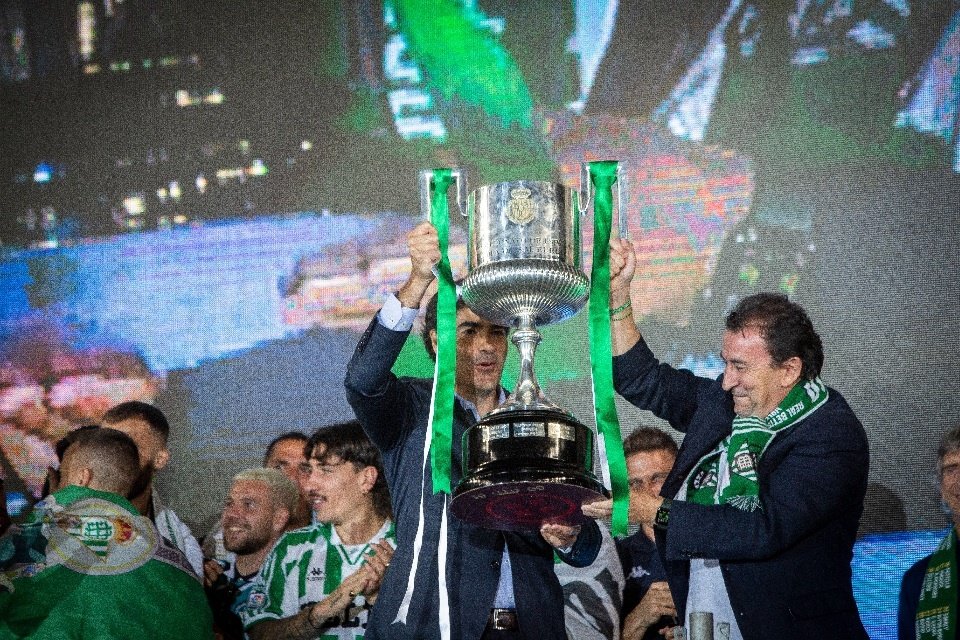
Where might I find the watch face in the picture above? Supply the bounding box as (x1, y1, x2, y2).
(655, 501, 670, 528)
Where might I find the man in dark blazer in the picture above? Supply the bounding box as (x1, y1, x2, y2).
(345, 221, 601, 640)
(898, 425, 960, 640)
(585, 237, 869, 640)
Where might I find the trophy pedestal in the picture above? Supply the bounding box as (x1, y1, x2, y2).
(450, 409, 608, 531)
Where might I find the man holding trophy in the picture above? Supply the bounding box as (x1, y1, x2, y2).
(345, 220, 601, 640)
(345, 168, 616, 639)
(582, 237, 871, 639)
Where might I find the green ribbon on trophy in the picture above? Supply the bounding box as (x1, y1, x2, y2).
(427, 169, 458, 494)
(586, 160, 630, 537)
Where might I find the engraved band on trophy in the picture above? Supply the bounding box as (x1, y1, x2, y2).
(423, 164, 628, 531)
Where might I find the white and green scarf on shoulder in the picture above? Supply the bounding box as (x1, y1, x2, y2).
(685, 378, 829, 511)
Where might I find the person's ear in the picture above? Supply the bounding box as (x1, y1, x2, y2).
(360, 465, 378, 493)
(46, 466, 60, 493)
(76, 467, 94, 488)
(779, 356, 803, 388)
(272, 507, 291, 534)
(153, 447, 171, 472)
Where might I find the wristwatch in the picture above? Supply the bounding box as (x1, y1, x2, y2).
(654, 498, 672, 530)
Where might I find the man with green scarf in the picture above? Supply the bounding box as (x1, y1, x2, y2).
(0, 427, 213, 640)
(585, 237, 869, 640)
(899, 425, 960, 640)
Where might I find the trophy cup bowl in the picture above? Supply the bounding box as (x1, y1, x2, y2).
(449, 179, 609, 531)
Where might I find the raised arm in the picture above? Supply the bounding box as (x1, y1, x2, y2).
(607, 236, 714, 431)
(396, 221, 440, 309)
(344, 221, 441, 450)
(609, 237, 641, 356)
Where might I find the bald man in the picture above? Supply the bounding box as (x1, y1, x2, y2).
(0, 427, 213, 639)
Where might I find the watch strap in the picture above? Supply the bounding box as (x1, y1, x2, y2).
(654, 498, 672, 530)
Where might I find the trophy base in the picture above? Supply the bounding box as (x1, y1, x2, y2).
(451, 463, 608, 531)
(450, 409, 608, 531)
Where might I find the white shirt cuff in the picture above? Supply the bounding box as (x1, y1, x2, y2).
(377, 293, 419, 331)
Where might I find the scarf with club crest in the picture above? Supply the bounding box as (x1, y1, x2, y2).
(685, 378, 828, 511)
(915, 528, 958, 640)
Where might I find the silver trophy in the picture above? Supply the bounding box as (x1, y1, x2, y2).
(424, 164, 627, 530)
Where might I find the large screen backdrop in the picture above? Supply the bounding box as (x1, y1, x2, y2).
(2, 2, 959, 636)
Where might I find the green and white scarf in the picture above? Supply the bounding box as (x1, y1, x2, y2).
(686, 378, 829, 510)
(916, 529, 958, 640)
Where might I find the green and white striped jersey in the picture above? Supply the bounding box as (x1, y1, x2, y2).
(241, 519, 394, 639)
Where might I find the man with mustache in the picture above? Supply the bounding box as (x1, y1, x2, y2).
(243, 421, 394, 640)
(202, 431, 311, 569)
(344, 221, 602, 640)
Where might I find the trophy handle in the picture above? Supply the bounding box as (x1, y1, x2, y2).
(419, 168, 468, 220)
(615, 163, 629, 240)
(418, 169, 433, 220)
(578, 163, 593, 214)
(579, 162, 629, 239)
(451, 168, 468, 218)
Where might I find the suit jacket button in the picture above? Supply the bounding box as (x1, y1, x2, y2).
(491, 559, 501, 569)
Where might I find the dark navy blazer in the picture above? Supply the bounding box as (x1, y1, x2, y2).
(613, 338, 870, 640)
(345, 318, 601, 640)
